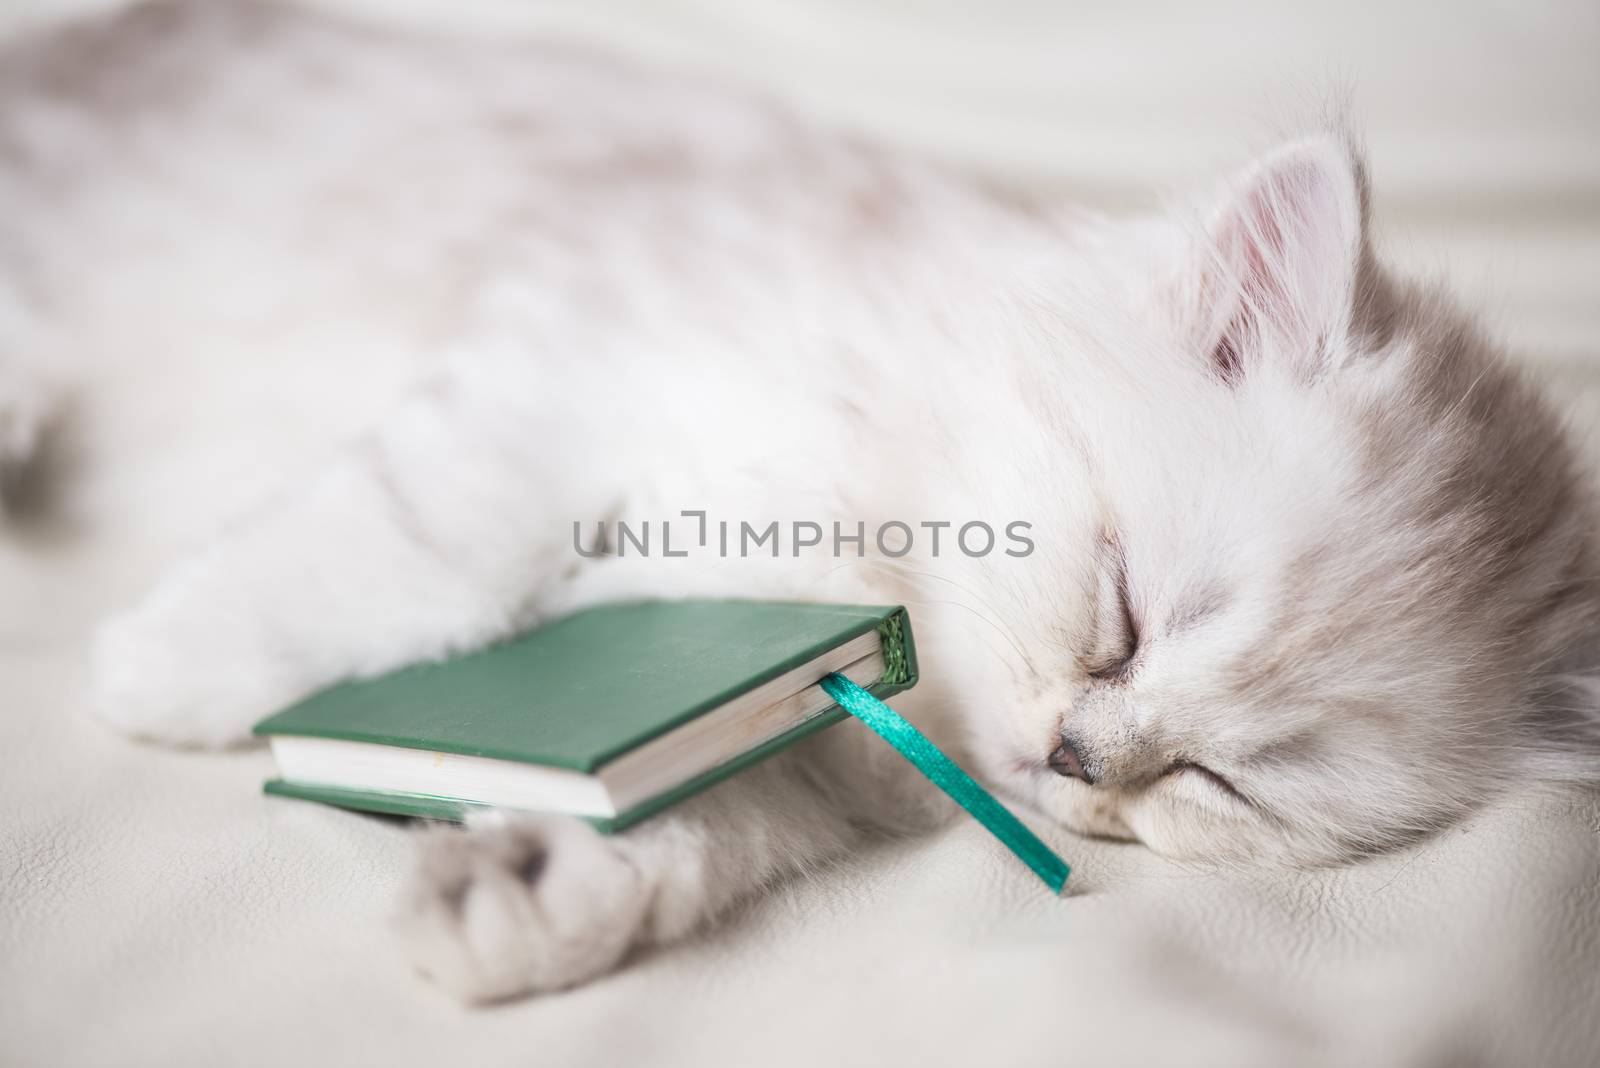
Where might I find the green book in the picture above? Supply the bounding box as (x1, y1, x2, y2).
(254, 600, 917, 832)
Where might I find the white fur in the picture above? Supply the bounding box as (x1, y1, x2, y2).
(4, 2, 1597, 1001)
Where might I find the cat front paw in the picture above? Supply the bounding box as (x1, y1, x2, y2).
(90, 598, 286, 749)
(395, 814, 652, 1003)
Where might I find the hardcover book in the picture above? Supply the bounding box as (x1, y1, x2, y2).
(254, 600, 918, 831)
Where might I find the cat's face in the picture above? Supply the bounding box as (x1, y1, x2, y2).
(961, 137, 1600, 865)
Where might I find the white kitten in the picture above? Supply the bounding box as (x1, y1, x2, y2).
(5, 1, 1598, 1002)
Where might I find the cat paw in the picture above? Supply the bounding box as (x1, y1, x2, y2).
(90, 596, 285, 749)
(395, 814, 652, 1003)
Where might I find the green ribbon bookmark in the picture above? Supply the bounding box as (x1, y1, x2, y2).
(821, 673, 1070, 894)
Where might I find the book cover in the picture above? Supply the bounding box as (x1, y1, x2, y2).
(255, 600, 917, 830)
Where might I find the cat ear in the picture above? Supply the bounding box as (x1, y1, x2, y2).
(1197, 136, 1369, 384)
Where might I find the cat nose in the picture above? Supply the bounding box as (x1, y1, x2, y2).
(1049, 737, 1095, 784)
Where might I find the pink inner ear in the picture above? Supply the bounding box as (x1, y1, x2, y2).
(1205, 146, 1359, 383)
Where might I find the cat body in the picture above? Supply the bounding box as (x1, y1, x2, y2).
(4, 1, 1596, 1001)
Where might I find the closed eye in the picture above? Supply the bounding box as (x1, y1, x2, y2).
(1089, 550, 1139, 680)
(1160, 760, 1253, 808)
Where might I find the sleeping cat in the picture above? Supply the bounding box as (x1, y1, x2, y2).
(4, 0, 1598, 1002)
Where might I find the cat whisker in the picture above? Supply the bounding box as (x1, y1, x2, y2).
(823, 556, 1042, 677)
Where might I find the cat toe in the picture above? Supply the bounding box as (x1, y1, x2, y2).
(0, 352, 64, 472)
(395, 815, 650, 1003)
